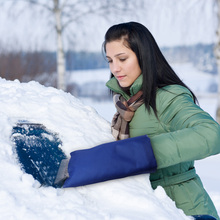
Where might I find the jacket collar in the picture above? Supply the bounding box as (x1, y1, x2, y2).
(106, 75, 143, 100)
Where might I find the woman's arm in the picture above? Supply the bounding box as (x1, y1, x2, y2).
(151, 87, 220, 169)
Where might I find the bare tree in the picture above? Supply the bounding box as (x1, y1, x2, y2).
(0, 44, 56, 86)
(4, 0, 138, 91)
(215, 0, 220, 123)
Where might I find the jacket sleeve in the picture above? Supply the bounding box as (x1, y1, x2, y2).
(150, 87, 220, 169)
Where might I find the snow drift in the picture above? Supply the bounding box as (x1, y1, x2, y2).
(0, 78, 191, 219)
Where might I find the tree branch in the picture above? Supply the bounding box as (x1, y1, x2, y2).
(19, 0, 54, 12)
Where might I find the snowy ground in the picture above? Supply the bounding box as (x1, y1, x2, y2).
(0, 62, 219, 219)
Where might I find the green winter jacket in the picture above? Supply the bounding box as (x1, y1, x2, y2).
(106, 75, 220, 219)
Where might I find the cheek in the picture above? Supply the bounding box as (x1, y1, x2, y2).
(129, 61, 141, 77)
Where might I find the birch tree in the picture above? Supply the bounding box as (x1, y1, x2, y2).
(5, 0, 138, 91)
(215, 0, 220, 123)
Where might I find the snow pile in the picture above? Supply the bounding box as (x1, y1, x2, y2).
(0, 78, 191, 219)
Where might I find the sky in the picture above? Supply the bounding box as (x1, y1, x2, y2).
(0, 0, 218, 52)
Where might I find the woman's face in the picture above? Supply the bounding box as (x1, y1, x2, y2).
(105, 40, 141, 88)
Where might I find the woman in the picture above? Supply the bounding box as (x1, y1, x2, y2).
(101, 21, 220, 219)
(48, 21, 219, 219)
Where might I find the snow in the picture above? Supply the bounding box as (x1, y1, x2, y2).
(0, 76, 192, 220)
(0, 62, 220, 219)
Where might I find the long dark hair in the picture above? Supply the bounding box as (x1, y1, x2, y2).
(103, 21, 198, 116)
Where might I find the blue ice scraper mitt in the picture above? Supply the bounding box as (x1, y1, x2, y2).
(63, 135, 157, 188)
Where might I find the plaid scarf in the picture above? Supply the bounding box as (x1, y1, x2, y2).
(111, 90, 144, 140)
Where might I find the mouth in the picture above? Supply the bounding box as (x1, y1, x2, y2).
(116, 75, 126, 81)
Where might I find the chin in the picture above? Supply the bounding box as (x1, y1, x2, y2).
(119, 82, 131, 88)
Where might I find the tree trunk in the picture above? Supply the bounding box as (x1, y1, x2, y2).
(53, 0, 66, 91)
(215, 0, 220, 123)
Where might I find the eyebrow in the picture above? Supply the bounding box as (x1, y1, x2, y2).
(106, 53, 126, 59)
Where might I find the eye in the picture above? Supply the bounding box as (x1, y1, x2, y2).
(119, 57, 127, 62)
(106, 57, 112, 63)
(107, 59, 112, 63)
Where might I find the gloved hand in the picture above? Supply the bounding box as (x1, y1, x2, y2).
(62, 135, 157, 188)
